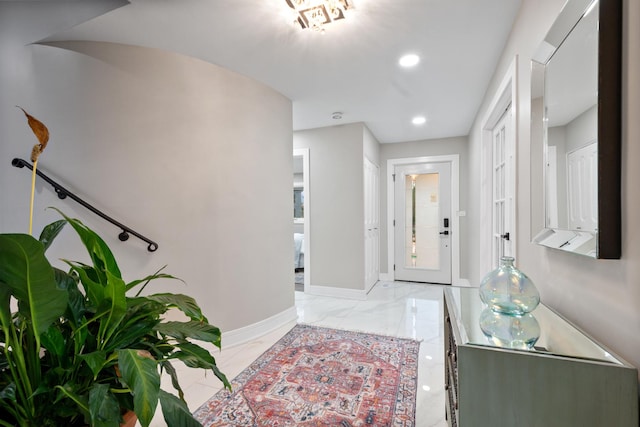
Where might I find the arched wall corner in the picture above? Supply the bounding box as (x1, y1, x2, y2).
(0, 39, 295, 337)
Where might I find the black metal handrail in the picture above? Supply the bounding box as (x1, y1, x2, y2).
(12, 158, 158, 252)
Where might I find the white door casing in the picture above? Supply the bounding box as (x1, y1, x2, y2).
(492, 107, 514, 262)
(364, 156, 380, 292)
(480, 57, 517, 273)
(394, 162, 452, 284)
(293, 148, 310, 292)
(546, 146, 559, 228)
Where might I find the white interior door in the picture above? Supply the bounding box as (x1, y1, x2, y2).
(567, 142, 597, 231)
(492, 108, 514, 265)
(364, 157, 380, 291)
(546, 146, 559, 228)
(394, 162, 451, 284)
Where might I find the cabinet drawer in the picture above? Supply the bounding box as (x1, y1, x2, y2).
(444, 306, 459, 427)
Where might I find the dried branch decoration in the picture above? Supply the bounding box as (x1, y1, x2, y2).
(17, 106, 49, 162)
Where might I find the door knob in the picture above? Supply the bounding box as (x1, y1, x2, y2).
(440, 230, 449, 236)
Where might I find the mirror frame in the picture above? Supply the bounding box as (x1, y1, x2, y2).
(531, 0, 622, 259)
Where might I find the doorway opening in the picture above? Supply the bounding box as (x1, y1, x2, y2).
(387, 155, 461, 285)
(293, 148, 310, 292)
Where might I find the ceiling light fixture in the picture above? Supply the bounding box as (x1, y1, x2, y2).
(286, 0, 353, 32)
(332, 112, 343, 119)
(399, 54, 420, 68)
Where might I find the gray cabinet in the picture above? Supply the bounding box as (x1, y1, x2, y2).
(444, 288, 638, 427)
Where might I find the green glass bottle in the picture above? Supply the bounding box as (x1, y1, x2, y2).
(479, 256, 540, 315)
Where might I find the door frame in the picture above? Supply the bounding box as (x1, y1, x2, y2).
(393, 161, 452, 284)
(386, 154, 461, 285)
(364, 155, 380, 292)
(293, 148, 311, 292)
(480, 56, 518, 274)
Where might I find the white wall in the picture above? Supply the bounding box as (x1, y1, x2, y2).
(363, 125, 380, 166)
(468, 0, 640, 374)
(379, 136, 469, 277)
(565, 104, 597, 152)
(293, 123, 374, 292)
(0, 4, 295, 337)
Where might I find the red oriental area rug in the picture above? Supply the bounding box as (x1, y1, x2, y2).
(194, 324, 420, 426)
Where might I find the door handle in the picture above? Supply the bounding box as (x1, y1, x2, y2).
(439, 230, 449, 236)
(501, 232, 510, 241)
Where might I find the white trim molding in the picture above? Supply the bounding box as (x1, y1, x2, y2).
(305, 284, 368, 300)
(222, 306, 298, 348)
(293, 148, 311, 292)
(479, 56, 518, 276)
(378, 273, 394, 282)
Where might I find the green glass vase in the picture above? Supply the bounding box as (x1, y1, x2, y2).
(479, 256, 540, 315)
(479, 308, 540, 350)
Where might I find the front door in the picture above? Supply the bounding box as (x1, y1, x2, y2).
(394, 162, 451, 284)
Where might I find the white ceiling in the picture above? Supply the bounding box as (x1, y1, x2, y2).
(43, 0, 523, 143)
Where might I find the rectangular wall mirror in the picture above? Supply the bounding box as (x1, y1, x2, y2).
(531, 0, 622, 259)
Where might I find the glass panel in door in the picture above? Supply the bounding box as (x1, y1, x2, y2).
(404, 173, 440, 269)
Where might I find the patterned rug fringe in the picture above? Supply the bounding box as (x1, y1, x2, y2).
(297, 322, 425, 344)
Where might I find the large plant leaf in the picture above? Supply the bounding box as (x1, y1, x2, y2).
(52, 267, 75, 292)
(158, 361, 185, 401)
(0, 286, 12, 343)
(38, 220, 66, 252)
(59, 270, 86, 327)
(117, 349, 160, 427)
(154, 321, 221, 347)
(54, 383, 90, 420)
(0, 383, 18, 422)
(0, 383, 16, 402)
(40, 325, 66, 358)
(171, 342, 230, 390)
(104, 322, 157, 353)
(125, 271, 181, 294)
(158, 390, 201, 427)
(96, 270, 127, 348)
(51, 209, 122, 283)
(78, 351, 108, 379)
(171, 341, 217, 369)
(0, 234, 68, 338)
(66, 262, 104, 310)
(101, 298, 163, 352)
(88, 383, 120, 427)
(145, 293, 207, 322)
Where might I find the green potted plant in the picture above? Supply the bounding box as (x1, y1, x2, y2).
(0, 210, 230, 426)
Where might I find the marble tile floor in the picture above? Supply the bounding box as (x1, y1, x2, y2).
(151, 281, 448, 427)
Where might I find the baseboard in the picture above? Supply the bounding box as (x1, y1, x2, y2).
(453, 278, 471, 287)
(378, 273, 394, 281)
(306, 284, 368, 301)
(380, 272, 469, 287)
(222, 306, 298, 349)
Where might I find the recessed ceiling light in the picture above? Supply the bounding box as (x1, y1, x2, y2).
(412, 116, 426, 125)
(332, 112, 343, 120)
(399, 54, 420, 68)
